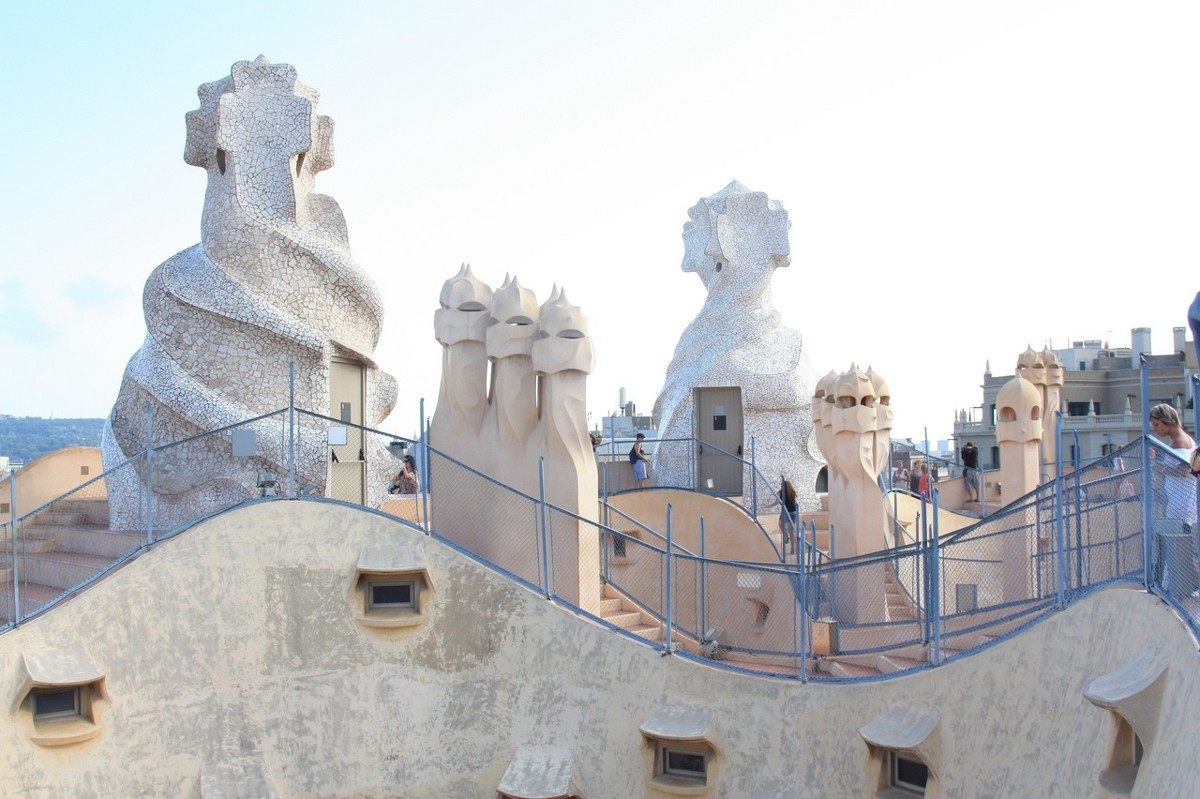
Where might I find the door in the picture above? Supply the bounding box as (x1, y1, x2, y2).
(329, 359, 365, 504)
(694, 387, 743, 496)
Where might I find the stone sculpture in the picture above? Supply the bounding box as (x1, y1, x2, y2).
(429, 266, 599, 612)
(652, 181, 821, 509)
(1015, 346, 1063, 479)
(813, 364, 894, 622)
(102, 57, 397, 530)
(814, 364, 893, 559)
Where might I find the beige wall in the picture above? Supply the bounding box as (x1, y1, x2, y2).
(0, 500, 1196, 797)
(0, 447, 104, 525)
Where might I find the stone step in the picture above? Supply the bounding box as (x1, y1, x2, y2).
(876, 654, 926, 674)
(625, 623, 662, 640)
(21, 552, 117, 591)
(53, 498, 110, 526)
(56, 529, 144, 559)
(598, 597, 623, 614)
(821, 659, 880, 679)
(603, 610, 645, 630)
(26, 510, 89, 527)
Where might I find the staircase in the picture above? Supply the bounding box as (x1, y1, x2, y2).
(2, 499, 143, 625)
(883, 563, 919, 622)
(598, 582, 662, 641)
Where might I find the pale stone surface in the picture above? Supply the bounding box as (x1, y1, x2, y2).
(814, 364, 892, 559)
(429, 266, 599, 611)
(0, 501, 1198, 797)
(653, 182, 822, 509)
(1015, 346, 1063, 479)
(997, 372, 1043, 501)
(812, 364, 894, 623)
(101, 57, 396, 531)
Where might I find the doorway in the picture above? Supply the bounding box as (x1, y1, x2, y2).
(329, 358, 366, 504)
(694, 387, 744, 496)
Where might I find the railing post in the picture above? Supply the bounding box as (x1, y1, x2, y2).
(1054, 410, 1067, 606)
(689, 415, 696, 491)
(699, 517, 706, 650)
(930, 488, 941, 665)
(1072, 428, 1084, 589)
(145, 402, 154, 545)
(798, 520, 808, 682)
(288, 361, 296, 498)
(665, 503, 674, 654)
(1139, 356, 1153, 592)
(538, 457, 551, 598)
(10, 470, 19, 623)
(829, 522, 836, 617)
(750, 436, 757, 514)
(1193, 374, 1200, 583)
(421, 398, 430, 534)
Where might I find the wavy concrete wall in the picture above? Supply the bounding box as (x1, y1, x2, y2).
(0, 501, 1195, 797)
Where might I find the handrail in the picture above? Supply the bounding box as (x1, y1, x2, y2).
(7, 364, 1200, 684)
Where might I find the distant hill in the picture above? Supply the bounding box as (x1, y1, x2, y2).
(0, 416, 106, 463)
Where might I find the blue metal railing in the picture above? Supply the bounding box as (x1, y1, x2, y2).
(2, 365, 1197, 684)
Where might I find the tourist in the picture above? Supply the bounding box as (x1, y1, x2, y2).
(892, 461, 910, 491)
(1149, 404, 1195, 454)
(391, 454, 420, 494)
(917, 462, 930, 499)
(961, 441, 980, 502)
(909, 464, 922, 494)
(629, 433, 651, 487)
(778, 479, 798, 554)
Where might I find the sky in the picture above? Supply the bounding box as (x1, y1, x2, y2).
(2, 0, 1197, 444)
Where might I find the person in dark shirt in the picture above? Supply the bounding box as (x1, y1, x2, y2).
(961, 441, 980, 502)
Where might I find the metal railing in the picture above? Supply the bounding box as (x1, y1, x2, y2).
(2, 368, 1198, 685)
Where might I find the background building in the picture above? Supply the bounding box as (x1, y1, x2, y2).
(954, 327, 1196, 469)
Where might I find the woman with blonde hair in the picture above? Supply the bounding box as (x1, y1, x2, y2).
(1149, 403, 1195, 454)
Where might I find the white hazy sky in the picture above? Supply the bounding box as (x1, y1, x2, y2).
(2, 1, 1197, 444)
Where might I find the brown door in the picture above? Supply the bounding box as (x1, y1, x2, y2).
(694, 387, 743, 496)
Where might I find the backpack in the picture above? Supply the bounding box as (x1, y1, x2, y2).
(628, 446, 638, 464)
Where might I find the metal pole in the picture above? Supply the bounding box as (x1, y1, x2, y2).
(538, 457, 551, 598)
(665, 503, 674, 654)
(799, 520, 809, 682)
(699, 517, 707, 648)
(931, 488, 941, 665)
(145, 403, 154, 545)
(1054, 410, 1067, 606)
(288, 361, 296, 497)
(421, 399, 430, 534)
(10, 471, 19, 623)
(750, 436, 757, 514)
(1193, 374, 1200, 583)
(829, 522, 836, 617)
(1139, 356, 1153, 591)
(1073, 429, 1083, 589)
(690, 414, 696, 491)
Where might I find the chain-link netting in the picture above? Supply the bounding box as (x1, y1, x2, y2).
(600, 529, 668, 637)
(0, 522, 10, 628)
(6, 371, 1199, 682)
(1148, 444, 1199, 607)
(425, 448, 544, 591)
(146, 410, 291, 534)
(9, 456, 148, 624)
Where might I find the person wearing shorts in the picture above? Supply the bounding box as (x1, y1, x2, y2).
(629, 433, 650, 486)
